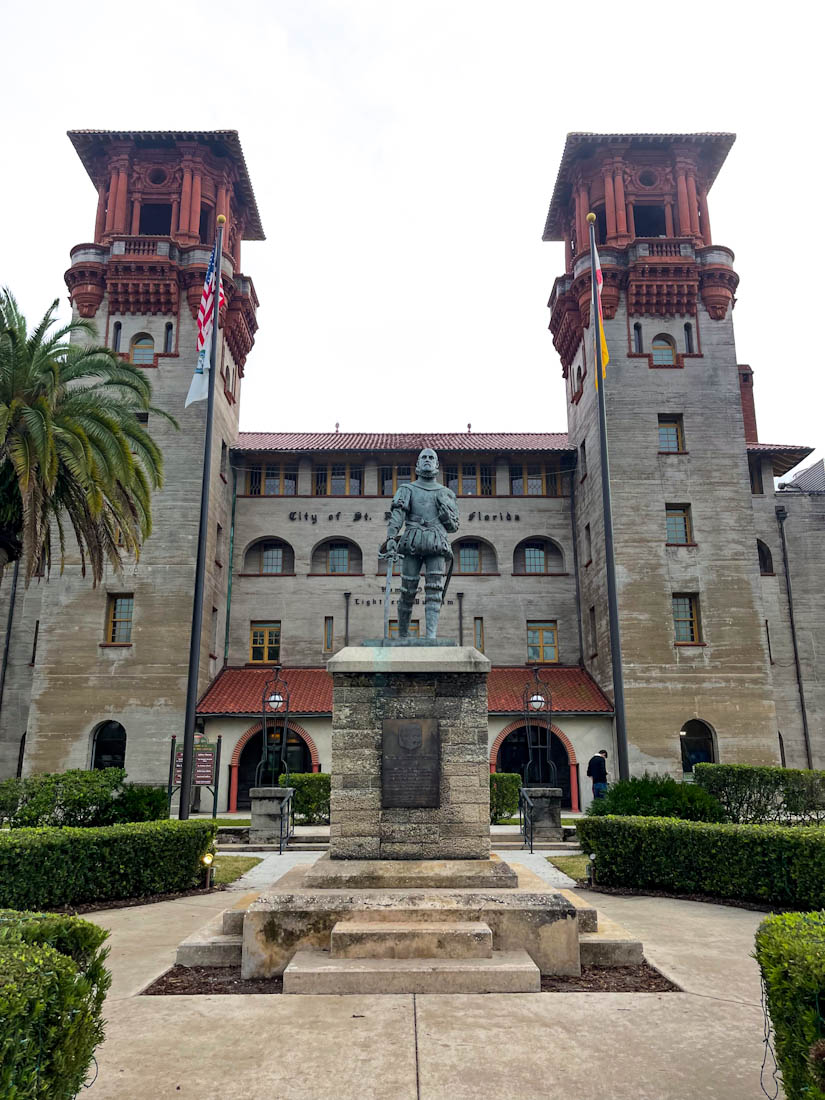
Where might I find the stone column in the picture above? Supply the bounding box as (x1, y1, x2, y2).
(626, 201, 635, 239)
(564, 231, 572, 272)
(94, 183, 107, 242)
(104, 168, 118, 233)
(613, 167, 627, 236)
(113, 165, 129, 234)
(676, 169, 691, 235)
(665, 201, 675, 237)
(189, 172, 202, 238)
(526, 787, 563, 841)
(179, 166, 193, 235)
(603, 169, 617, 241)
(686, 174, 701, 236)
(130, 198, 141, 236)
(699, 189, 712, 245)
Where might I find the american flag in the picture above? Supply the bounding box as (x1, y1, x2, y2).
(186, 243, 226, 407)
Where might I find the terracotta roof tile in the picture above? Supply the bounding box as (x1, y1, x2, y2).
(197, 665, 612, 716)
(747, 443, 813, 477)
(232, 432, 572, 454)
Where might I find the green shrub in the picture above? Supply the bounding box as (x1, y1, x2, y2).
(755, 911, 825, 1099)
(0, 911, 110, 1099)
(694, 763, 825, 825)
(0, 819, 217, 910)
(114, 784, 168, 823)
(587, 773, 724, 822)
(279, 772, 330, 824)
(490, 773, 521, 824)
(0, 769, 169, 828)
(576, 815, 825, 909)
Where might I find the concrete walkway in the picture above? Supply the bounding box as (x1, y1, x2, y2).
(84, 856, 778, 1099)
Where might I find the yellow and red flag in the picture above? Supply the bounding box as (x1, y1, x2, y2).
(592, 242, 609, 388)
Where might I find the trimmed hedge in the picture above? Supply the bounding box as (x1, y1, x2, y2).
(0, 819, 217, 910)
(755, 911, 825, 1099)
(587, 773, 725, 822)
(576, 815, 825, 909)
(0, 768, 168, 828)
(490, 773, 521, 824)
(279, 772, 330, 824)
(0, 910, 110, 1099)
(694, 763, 825, 825)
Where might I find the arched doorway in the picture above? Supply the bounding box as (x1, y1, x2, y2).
(236, 727, 311, 810)
(496, 726, 573, 809)
(91, 721, 126, 770)
(680, 719, 716, 773)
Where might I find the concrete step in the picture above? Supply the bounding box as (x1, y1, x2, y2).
(330, 920, 493, 960)
(283, 948, 540, 994)
(557, 889, 597, 933)
(579, 915, 644, 967)
(176, 916, 243, 968)
(215, 843, 329, 854)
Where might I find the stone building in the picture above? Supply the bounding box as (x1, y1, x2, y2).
(0, 129, 821, 812)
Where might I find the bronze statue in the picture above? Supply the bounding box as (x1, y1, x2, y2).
(382, 448, 459, 639)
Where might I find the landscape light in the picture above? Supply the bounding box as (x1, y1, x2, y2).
(529, 692, 545, 711)
(201, 852, 214, 866)
(589, 853, 596, 861)
(268, 692, 284, 709)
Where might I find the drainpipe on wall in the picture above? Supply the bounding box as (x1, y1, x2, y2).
(344, 592, 351, 646)
(456, 592, 464, 646)
(223, 466, 238, 667)
(0, 558, 20, 712)
(776, 505, 813, 768)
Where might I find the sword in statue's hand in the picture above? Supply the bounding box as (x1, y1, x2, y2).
(379, 540, 399, 640)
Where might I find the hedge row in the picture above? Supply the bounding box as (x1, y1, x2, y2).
(756, 911, 825, 1100)
(0, 768, 168, 828)
(0, 910, 110, 1099)
(694, 763, 825, 825)
(0, 819, 217, 910)
(587, 773, 724, 822)
(576, 815, 825, 909)
(490, 773, 520, 823)
(279, 772, 330, 824)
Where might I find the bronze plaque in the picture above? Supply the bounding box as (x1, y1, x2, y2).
(382, 719, 440, 808)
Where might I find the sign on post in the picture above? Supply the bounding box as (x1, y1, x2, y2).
(174, 744, 216, 787)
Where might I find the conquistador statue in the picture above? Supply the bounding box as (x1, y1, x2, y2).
(382, 448, 459, 639)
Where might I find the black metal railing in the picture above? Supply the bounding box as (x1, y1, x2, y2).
(278, 789, 295, 855)
(519, 787, 535, 854)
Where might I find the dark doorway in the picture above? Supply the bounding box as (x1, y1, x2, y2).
(634, 205, 667, 237)
(497, 726, 571, 808)
(91, 721, 126, 769)
(236, 728, 311, 810)
(680, 719, 715, 773)
(138, 204, 172, 235)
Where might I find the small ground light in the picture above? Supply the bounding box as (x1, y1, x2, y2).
(586, 852, 596, 886)
(201, 851, 215, 889)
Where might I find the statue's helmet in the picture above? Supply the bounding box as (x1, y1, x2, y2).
(416, 448, 439, 476)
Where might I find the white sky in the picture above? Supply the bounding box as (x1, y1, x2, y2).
(3, 0, 821, 468)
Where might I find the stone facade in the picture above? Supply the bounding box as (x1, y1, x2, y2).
(328, 651, 491, 860)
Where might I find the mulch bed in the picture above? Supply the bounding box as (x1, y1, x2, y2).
(541, 963, 680, 993)
(143, 965, 283, 995)
(144, 962, 678, 996)
(51, 885, 227, 915)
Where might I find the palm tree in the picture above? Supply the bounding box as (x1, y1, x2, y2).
(0, 289, 173, 585)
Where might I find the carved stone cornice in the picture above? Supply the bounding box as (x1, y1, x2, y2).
(699, 265, 739, 320)
(105, 258, 179, 315)
(64, 263, 106, 318)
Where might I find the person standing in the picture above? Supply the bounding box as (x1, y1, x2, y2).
(587, 749, 609, 799)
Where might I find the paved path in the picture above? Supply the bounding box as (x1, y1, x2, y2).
(491, 848, 575, 887)
(84, 860, 778, 1099)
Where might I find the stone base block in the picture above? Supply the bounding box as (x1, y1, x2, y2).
(283, 948, 540, 994)
(176, 916, 242, 968)
(331, 920, 493, 959)
(304, 853, 517, 891)
(249, 786, 293, 845)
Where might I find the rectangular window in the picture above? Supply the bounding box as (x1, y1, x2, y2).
(215, 523, 223, 563)
(220, 441, 228, 477)
(509, 462, 564, 496)
(444, 464, 459, 494)
(136, 411, 149, 425)
(439, 462, 496, 496)
(526, 620, 558, 664)
(250, 621, 281, 663)
(31, 620, 39, 665)
(461, 463, 477, 496)
(658, 414, 685, 453)
(524, 546, 546, 574)
(246, 465, 262, 495)
(324, 616, 334, 652)
(579, 441, 587, 478)
(665, 504, 692, 544)
(584, 522, 592, 563)
(459, 541, 480, 573)
(479, 466, 495, 496)
(313, 462, 363, 496)
(211, 607, 219, 654)
(474, 616, 485, 652)
(672, 595, 700, 644)
(245, 462, 297, 495)
(327, 542, 350, 574)
(379, 462, 414, 496)
(389, 619, 420, 638)
(261, 545, 283, 574)
(749, 457, 764, 495)
(107, 594, 134, 644)
(589, 606, 597, 656)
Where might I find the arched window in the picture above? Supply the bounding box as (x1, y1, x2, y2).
(451, 538, 497, 574)
(164, 322, 174, 353)
(633, 322, 643, 354)
(513, 537, 564, 575)
(680, 719, 715, 773)
(16, 733, 26, 778)
(243, 538, 295, 574)
(651, 334, 677, 366)
(112, 321, 122, 353)
(130, 334, 154, 365)
(757, 539, 774, 576)
(310, 538, 362, 575)
(91, 721, 126, 770)
(684, 322, 694, 354)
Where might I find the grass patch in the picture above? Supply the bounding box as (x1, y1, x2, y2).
(212, 856, 262, 885)
(497, 816, 579, 827)
(209, 818, 251, 827)
(548, 855, 589, 882)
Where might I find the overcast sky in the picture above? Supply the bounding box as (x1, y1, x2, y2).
(3, 0, 820, 469)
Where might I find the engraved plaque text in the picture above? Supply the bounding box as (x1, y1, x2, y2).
(382, 718, 440, 808)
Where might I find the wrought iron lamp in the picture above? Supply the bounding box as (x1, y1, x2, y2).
(257, 667, 290, 788)
(520, 666, 555, 787)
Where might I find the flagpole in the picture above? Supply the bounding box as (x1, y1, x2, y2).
(179, 215, 225, 819)
(586, 212, 630, 782)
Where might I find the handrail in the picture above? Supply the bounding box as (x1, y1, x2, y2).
(279, 789, 295, 855)
(519, 787, 534, 854)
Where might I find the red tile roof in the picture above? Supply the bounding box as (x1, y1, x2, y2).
(197, 665, 612, 716)
(232, 432, 572, 454)
(747, 442, 813, 477)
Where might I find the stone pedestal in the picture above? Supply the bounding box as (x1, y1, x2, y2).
(250, 786, 293, 845)
(327, 646, 491, 860)
(527, 786, 563, 841)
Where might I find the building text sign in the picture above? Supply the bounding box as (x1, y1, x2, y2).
(174, 746, 216, 786)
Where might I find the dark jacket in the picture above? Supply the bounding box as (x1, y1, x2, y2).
(586, 754, 607, 783)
